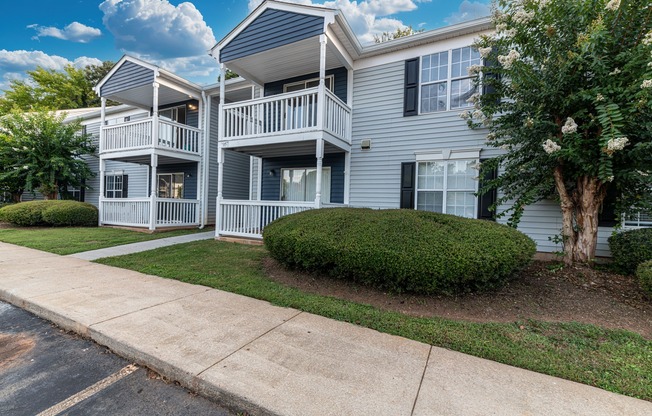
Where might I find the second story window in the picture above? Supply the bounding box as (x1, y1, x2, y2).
(420, 46, 481, 114)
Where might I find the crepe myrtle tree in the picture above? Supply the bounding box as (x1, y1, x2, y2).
(0, 110, 95, 200)
(463, 0, 652, 264)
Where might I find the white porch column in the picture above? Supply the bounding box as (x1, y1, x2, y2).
(316, 34, 327, 130)
(149, 153, 158, 231)
(315, 139, 324, 208)
(98, 158, 106, 226)
(216, 64, 226, 237)
(152, 82, 160, 147)
(99, 97, 106, 153)
(197, 93, 205, 227)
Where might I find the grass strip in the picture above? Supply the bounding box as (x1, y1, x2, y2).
(96, 240, 651, 401)
(0, 226, 212, 255)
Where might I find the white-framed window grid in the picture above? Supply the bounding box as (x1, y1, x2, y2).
(280, 167, 331, 203)
(420, 46, 482, 114)
(105, 174, 124, 198)
(415, 159, 479, 219)
(157, 173, 184, 199)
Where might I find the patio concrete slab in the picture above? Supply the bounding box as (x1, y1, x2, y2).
(412, 346, 652, 416)
(90, 289, 300, 388)
(198, 312, 430, 416)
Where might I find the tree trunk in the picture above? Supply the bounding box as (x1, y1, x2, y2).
(553, 168, 606, 265)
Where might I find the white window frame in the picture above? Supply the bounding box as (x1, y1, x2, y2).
(414, 151, 480, 218)
(283, 75, 334, 93)
(157, 172, 184, 199)
(280, 166, 331, 203)
(105, 174, 124, 199)
(419, 46, 481, 114)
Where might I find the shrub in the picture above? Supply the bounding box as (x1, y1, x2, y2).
(637, 260, 652, 299)
(41, 201, 98, 227)
(263, 208, 536, 295)
(608, 228, 652, 275)
(0, 200, 97, 227)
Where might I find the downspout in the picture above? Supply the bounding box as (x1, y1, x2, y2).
(199, 90, 211, 229)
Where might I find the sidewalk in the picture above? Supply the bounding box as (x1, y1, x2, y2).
(1, 242, 650, 416)
(67, 231, 215, 260)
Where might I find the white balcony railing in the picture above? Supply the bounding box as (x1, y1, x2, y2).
(102, 118, 202, 155)
(218, 199, 348, 239)
(222, 88, 351, 144)
(100, 198, 199, 228)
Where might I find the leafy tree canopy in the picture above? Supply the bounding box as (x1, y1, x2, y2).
(374, 26, 424, 43)
(0, 110, 96, 200)
(0, 61, 115, 115)
(466, 0, 652, 263)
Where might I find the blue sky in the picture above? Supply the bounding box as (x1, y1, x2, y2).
(0, 0, 491, 90)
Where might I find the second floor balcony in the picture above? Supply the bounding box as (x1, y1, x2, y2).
(100, 117, 203, 159)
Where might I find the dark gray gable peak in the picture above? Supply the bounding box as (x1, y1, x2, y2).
(99, 59, 155, 97)
(220, 8, 324, 63)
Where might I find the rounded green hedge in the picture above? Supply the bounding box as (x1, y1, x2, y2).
(608, 228, 652, 275)
(636, 260, 652, 299)
(263, 208, 536, 295)
(0, 200, 98, 227)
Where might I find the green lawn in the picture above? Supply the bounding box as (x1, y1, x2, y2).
(0, 226, 213, 255)
(97, 240, 652, 401)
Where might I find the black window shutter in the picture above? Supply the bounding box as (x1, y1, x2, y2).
(104, 175, 107, 198)
(79, 180, 85, 202)
(122, 175, 129, 198)
(598, 183, 618, 227)
(400, 162, 416, 209)
(404, 58, 419, 116)
(477, 160, 497, 221)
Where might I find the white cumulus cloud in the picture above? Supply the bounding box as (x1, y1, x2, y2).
(28, 22, 102, 43)
(99, 0, 216, 59)
(444, 0, 491, 25)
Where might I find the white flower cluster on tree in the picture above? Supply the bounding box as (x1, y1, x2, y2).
(561, 117, 578, 134)
(498, 49, 520, 69)
(605, 0, 620, 11)
(596, 93, 605, 101)
(543, 139, 561, 154)
(467, 64, 483, 76)
(478, 47, 492, 58)
(641, 79, 652, 89)
(606, 136, 629, 152)
(644, 31, 652, 46)
(513, 9, 535, 24)
(466, 92, 481, 105)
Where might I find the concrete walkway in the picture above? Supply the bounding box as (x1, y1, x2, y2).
(67, 231, 215, 260)
(1, 242, 650, 416)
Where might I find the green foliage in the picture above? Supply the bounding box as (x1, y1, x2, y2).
(0, 61, 114, 115)
(0, 110, 95, 199)
(373, 25, 424, 43)
(263, 208, 536, 295)
(608, 228, 652, 274)
(636, 260, 652, 298)
(41, 201, 98, 227)
(467, 0, 652, 228)
(0, 200, 97, 227)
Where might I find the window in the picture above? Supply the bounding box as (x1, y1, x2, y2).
(157, 173, 184, 199)
(416, 160, 478, 218)
(283, 75, 334, 93)
(420, 46, 481, 113)
(105, 174, 125, 198)
(281, 167, 331, 203)
(159, 105, 186, 124)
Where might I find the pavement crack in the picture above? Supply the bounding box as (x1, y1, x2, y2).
(411, 345, 432, 416)
(196, 310, 304, 377)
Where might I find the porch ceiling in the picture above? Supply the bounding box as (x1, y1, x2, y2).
(103, 83, 197, 110)
(224, 36, 346, 86)
(227, 140, 345, 158)
(103, 154, 197, 166)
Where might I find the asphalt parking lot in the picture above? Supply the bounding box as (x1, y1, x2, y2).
(0, 301, 235, 416)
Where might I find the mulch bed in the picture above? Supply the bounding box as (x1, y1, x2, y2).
(263, 258, 651, 339)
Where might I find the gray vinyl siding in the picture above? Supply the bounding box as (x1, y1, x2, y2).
(101, 61, 154, 96)
(186, 108, 199, 128)
(351, 59, 614, 256)
(350, 60, 493, 210)
(264, 67, 348, 102)
(220, 9, 324, 62)
(260, 154, 345, 203)
(157, 163, 198, 199)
